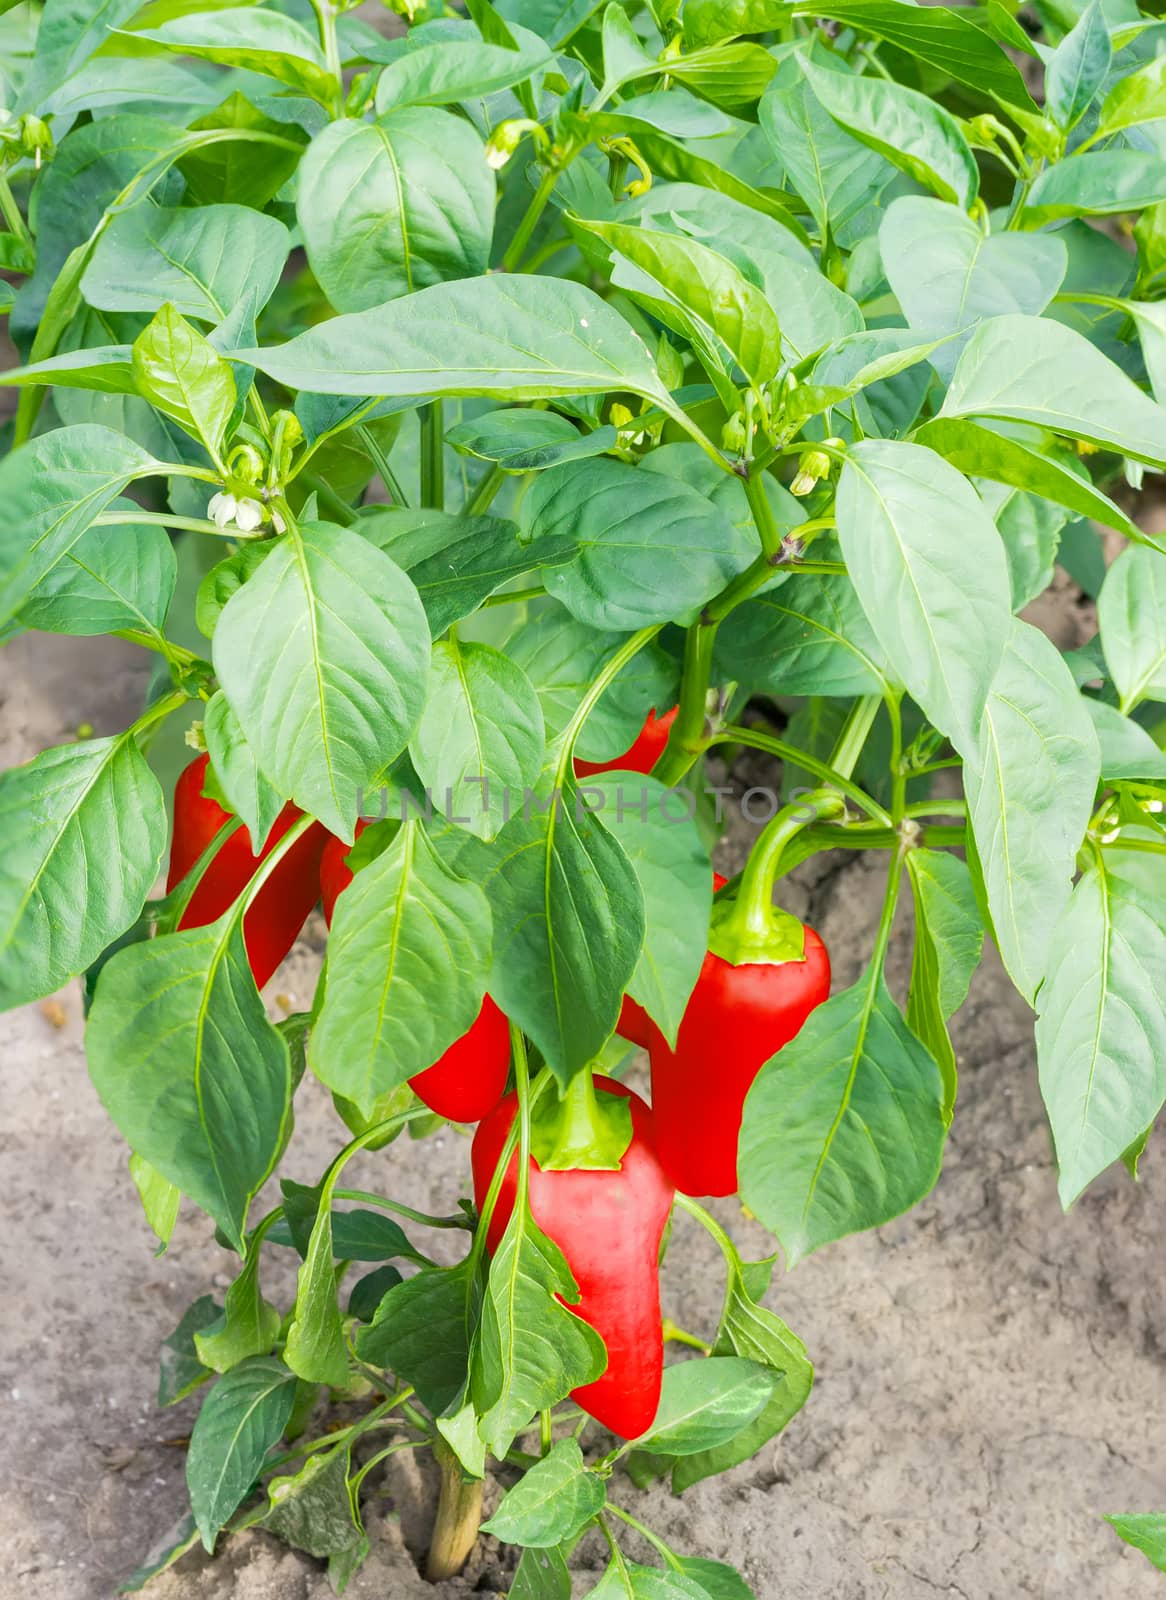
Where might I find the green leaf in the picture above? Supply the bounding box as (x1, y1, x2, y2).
(673, 1559, 756, 1600)
(1105, 1513, 1166, 1573)
(464, 777, 645, 1085)
(158, 1295, 220, 1407)
(180, 92, 307, 210)
(118, 1511, 200, 1592)
(1045, 0, 1111, 130)
(506, 608, 679, 762)
(298, 110, 495, 315)
(130, 1152, 182, 1251)
(1023, 153, 1166, 223)
(86, 919, 292, 1251)
(1084, 699, 1166, 780)
(583, 774, 711, 1049)
(836, 439, 1012, 752)
(943, 314, 1166, 468)
(360, 507, 573, 637)
(794, 0, 1035, 109)
(879, 198, 1066, 381)
(912, 418, 1139, 541)
(186, 1357, 297, 1549)
(991, 485, 1066, 611)
(132, 303, 237, 461)
(355, 1260, 475, 1413)
(203, 692, 286, 850)
(576, 218, 782, 394)
(284, 1196, 349, 1391)
(800, 56, 979, 210)
(636, 1358, 779, 1454)
(1098, 542, 1166, 712)
(1036, 841, 1166, 1208)
(906, 849, 984, 1121)
(371, 28, 554, 110)
(15, 500, 176, 638)
(0, 735, 167, 1010)
(238, 276, 672, 408)
(0, 424, 160, 626)
(83, 203, 289, 321)
(1098, 53, 1166, 138)
(670, 1261, 812, 1493)
(124, 11, 338, 104)
(523, 457, 752, 631)
(412, 635, 545, 836)
(482, 1438, 605, 1547)
(714, 566, 892, 698)
(761, 77, 897, 247)
(510, 1543, 573, 1600)
(0, 345, 138, 396)
(964, 619, 1100, 1004)
(309, 821, 492, 1116)
(739, 972, 947, 1266)
(213, 520, 431, 841)
(447, 410, 618, 473)
(196, 1240, 282, 1375)
(590, 1560, 711, 1600)
(21, 0, 145, 111)
(265, 1444, 367, 1578)
(348, 1264, 403, 1323)
(195, 541, 272, 640)
(472, 1211, 606, 1457)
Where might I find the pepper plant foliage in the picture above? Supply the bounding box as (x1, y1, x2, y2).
(2, 0, 1166, 1586)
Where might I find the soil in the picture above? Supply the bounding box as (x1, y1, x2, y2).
(1, 623, 1164, 1600)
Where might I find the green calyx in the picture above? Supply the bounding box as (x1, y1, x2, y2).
(530, 1066, 633, 1172)
(707, 894, 807, 967)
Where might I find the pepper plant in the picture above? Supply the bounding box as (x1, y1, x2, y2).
(3, 0, 1166, 1589)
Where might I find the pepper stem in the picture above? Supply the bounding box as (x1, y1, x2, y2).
(530, 1063, 633, 1171)
(425, 1437, 483, 1581)
(710, 790, 846, 966)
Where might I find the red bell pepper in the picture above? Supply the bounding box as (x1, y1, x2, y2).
(471, 1075, 674, 1439)
(167, 753, 328, 990)
(647, 799, 837, 1198)
(574, 705, 678, 777)
(320, 825, 510, 1122)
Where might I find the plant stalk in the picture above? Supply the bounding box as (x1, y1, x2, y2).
(425, 1438, 483, 1581)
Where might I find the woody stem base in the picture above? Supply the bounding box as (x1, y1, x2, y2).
(426, 1440, 483, 1582)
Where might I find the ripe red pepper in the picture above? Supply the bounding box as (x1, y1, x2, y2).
(167, 753, 328, 990)
(471, 1076, 674, 1439)
(574, 705, 678, 778)
(648, 928, 830, 1197)
(617, 871, 727, 1050)
(320, 825, 510, 1122)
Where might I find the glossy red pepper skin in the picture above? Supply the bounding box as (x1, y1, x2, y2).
(617, 873, 727, 1050)
(471, 1078, 674, 1439)
(648, 926, 831, 1198)
(166, 754, 328, 990)
(320, 825, 510, 1122)
(574, 705, 678, 778)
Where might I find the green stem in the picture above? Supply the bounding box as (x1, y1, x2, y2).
(481, 584, 546, 609)
(333, 1190, 473, 1230)
(129, 687, 189, 742)
(652, 621, 718, 786)
(114, 628, 201, 673)
(741, 465, 785, 560)
(712, 791, 845, 962)
(540, 1410, 553, 1455)
(605, 1505, 685, 1571)
(556, 625, 664, 786)
(309, 0, 344, 115)
(661, 1319, 712, 1354)
(464, 462, 506, 516)
(0, 168, 33, 253)
(356, 424, 410, 508)
(426, 1438, 483, 1581)
(718, 724, 892, 825)
(503, 167, 561, 272)
(421, 401, 444, 510)
(830, 694, 882, 781)
(904, 798, 967, 819)
(887, 692, 906, 823)
(91, 510, 263, 539)
(297, 471, 356, 525)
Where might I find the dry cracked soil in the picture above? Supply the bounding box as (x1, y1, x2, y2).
(1, 627, 1164, 1600)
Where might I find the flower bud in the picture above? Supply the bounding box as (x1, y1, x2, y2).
(485, 119, 540, 171)
(721, 413, 748, 453)
(790, 449, 831, 496)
